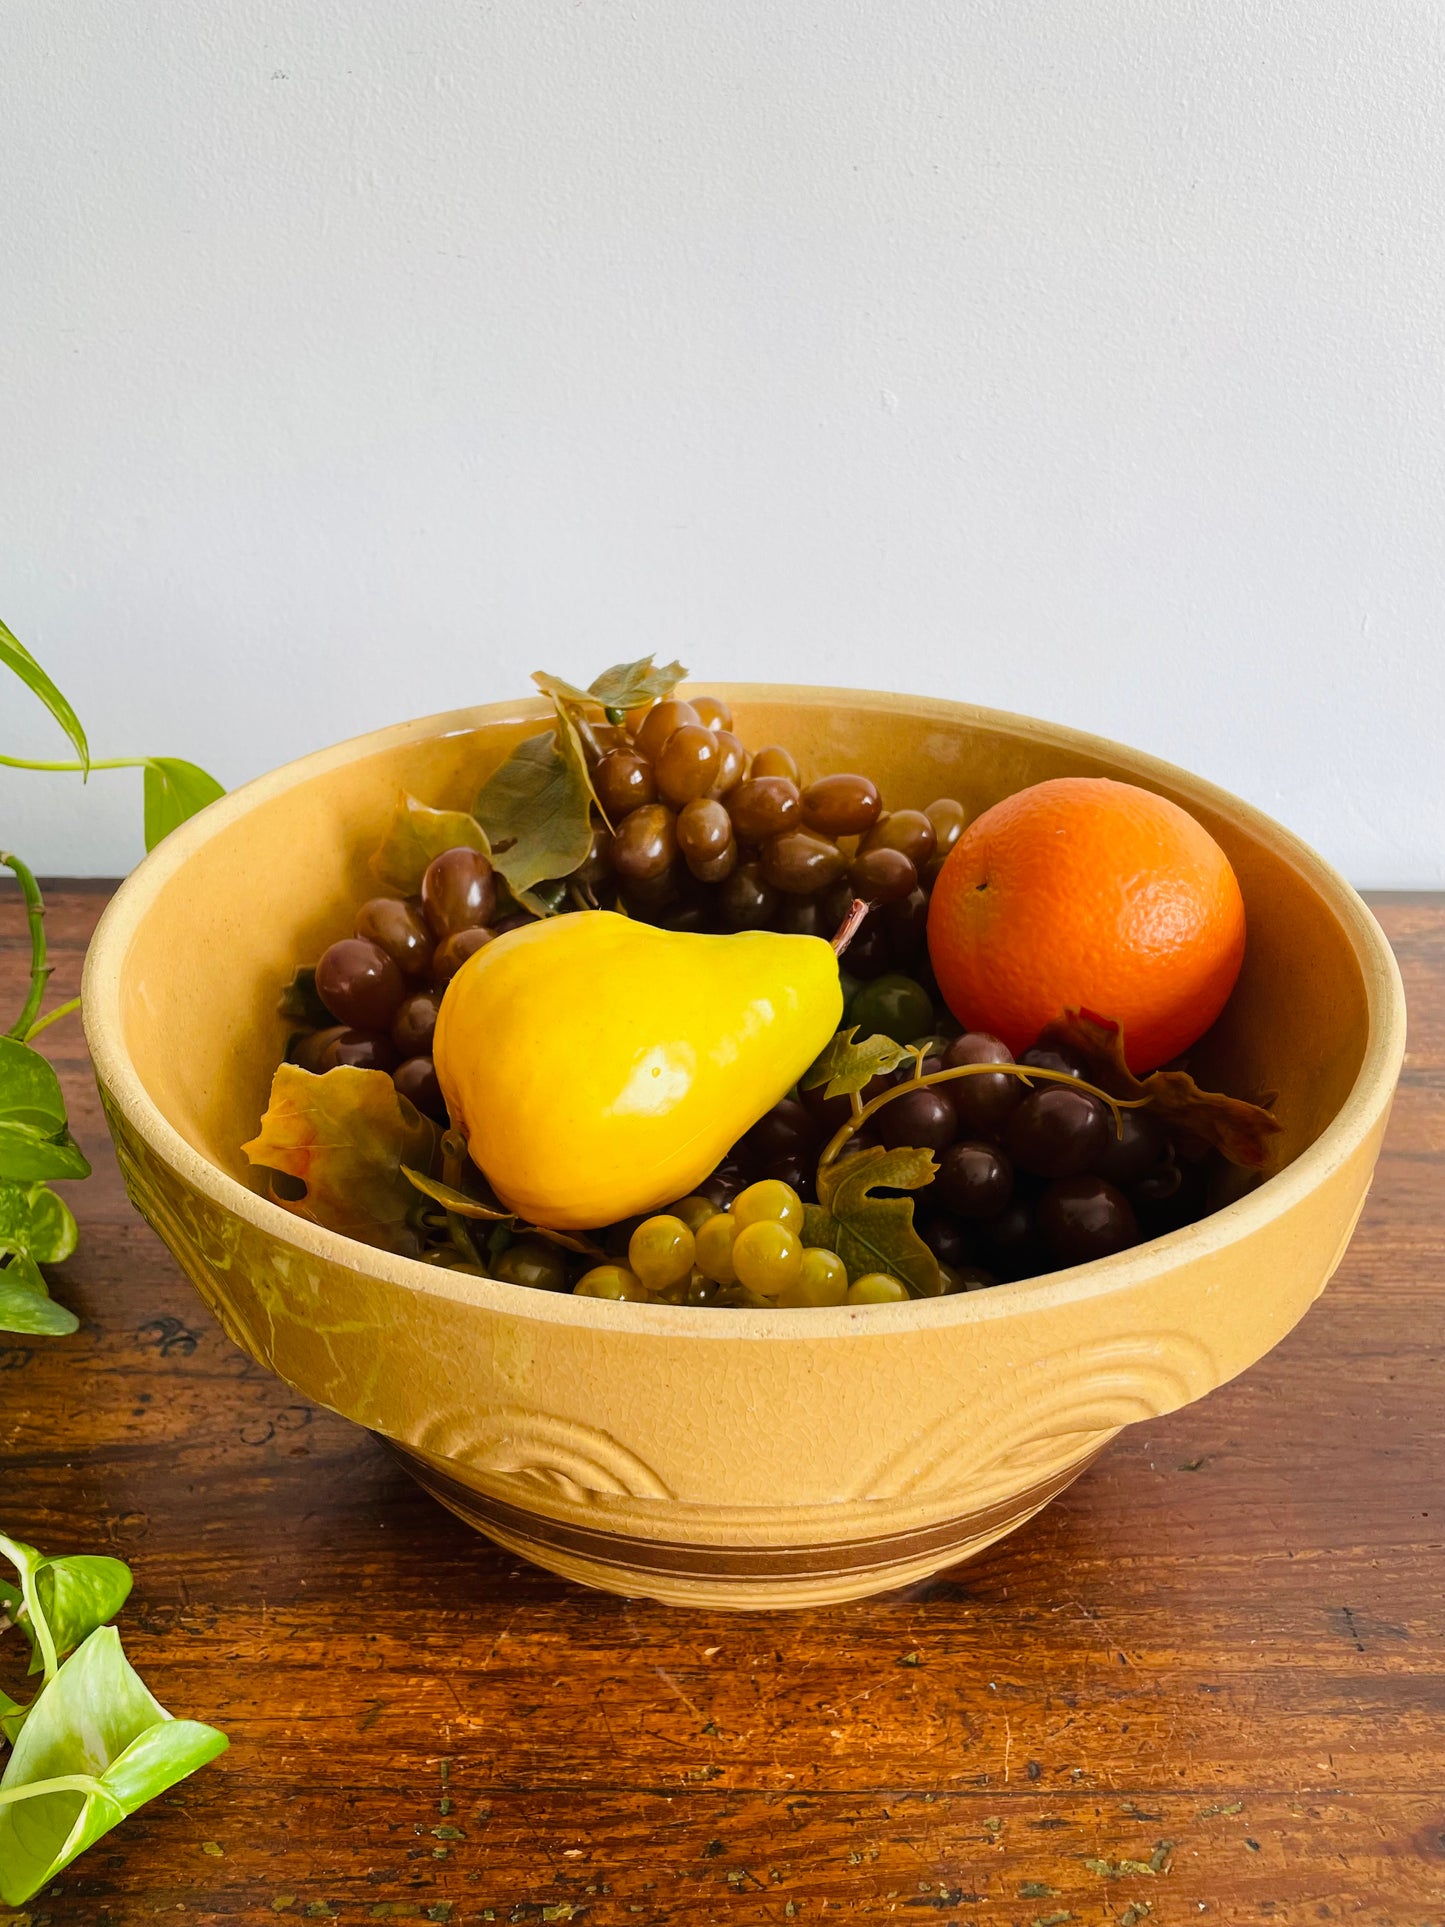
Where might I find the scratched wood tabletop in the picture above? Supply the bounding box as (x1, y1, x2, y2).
(2, 885, 1441, 1927)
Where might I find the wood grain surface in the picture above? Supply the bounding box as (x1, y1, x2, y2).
(2, 885, 1441, 1927)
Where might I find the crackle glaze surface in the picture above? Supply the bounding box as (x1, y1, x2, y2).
(83, 689, 1405, 1607)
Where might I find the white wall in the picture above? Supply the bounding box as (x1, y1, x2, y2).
(3, 1, 1442, 885)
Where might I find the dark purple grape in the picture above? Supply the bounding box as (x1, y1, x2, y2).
(859, 809, 936, 867)
(594, 749, 657, 820)
(1038, 1176, 1139, 1265)
(916, 1210, 979, 1269)
(316, 937, 406, 1030)
(760, 830, 846, 896)
(319, 1027, 396, 1072)
(1004, 1086, 1110, 1179)
(742, 1098, 819, 1166)
(635, 698, 701, 762)
(801, 773, 882, 837)
(749, 744, 800, 783)
(776, 897, 829, 939)
(1018, 1045, 1086, 1080)
(936, 1141, 1013, 1219)
(761, 1153, 817, 1204)
(940, 1262, 1001, 1293)
(848, 846, 917, 905)
(884, 887, 929, 965)
(840, 916, 894, 980)
(727, 777, 800, 844)
(941, 1031, 1023, 1134)
(292, 1025, 346, 1072)
(1096, 1109, 1168, 1186)
(394, 1054, 447, 1122)
(493, 909, 538, 934)
(677, 798, 735, 872)
(391, 990, 441, 1057)
(692, 694, 733, 732)
(611, 803, 678, 883)
(656, 724, 721, 806)
(875, 1086, 956, 1152)
(421, 848, 497, 939)
(432, 925, 496, 987)
(710, 731, 747, 795)
(695, 1162, 749, 1210)
(355, 897, 434, 979)
(720, 862, 778, 930)
(572, 825, 614, 888)
(924, 797, 967, 858)
(984, 1200, 1047, 1281)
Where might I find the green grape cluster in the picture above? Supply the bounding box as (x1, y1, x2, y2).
(571, 1179, 909, 1311)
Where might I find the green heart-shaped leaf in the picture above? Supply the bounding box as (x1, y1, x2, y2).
(0, 1181, 78, 1266)
(0, 1254, 78, 1336)
(141, 759, 225, 852)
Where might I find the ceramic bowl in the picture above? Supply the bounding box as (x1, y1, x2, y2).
(82, 688, 1405, 1609)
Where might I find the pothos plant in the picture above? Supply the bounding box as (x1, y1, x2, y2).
(1, 615, 227, 1903)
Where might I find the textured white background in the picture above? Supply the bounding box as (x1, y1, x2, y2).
(2, 1, 1442, 883)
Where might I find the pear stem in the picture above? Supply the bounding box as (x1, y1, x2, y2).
(830, 897, 871, 957)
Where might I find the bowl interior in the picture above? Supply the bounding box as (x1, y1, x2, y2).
(106, 689, 1376, 1212)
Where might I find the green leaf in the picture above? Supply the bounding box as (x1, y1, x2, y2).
(0, 1041, 90, 1183)
(801, 1203, 839, 1251)
(401, 1167, 511, 1222)
(140, 759, 225, 852)
(0, 1685, 24, 1746)
(0, 1182, 77, 1266)
(531, 656, 687, 713)
(242, 1065, 439, 1254)
(473, 730, 595, 898)
(0, 1626, 227, 1905)
(0, 1254, 78, 1336)
(0, 618, 89, 772)
(818, 1145, 941, 1297)
(800, 1027, 912, 1100)
(277, 968, 332, 1029)
(0, 1556, 132, 1680)
(371, 790, 491, 895)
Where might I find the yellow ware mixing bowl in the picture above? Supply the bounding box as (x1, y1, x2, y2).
(82, 688, 1405, 1609)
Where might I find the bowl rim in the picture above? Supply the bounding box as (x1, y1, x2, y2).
(82, 683, 1407, 1343)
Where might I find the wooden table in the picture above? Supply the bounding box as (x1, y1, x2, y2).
(3, 886, 1442, 1927)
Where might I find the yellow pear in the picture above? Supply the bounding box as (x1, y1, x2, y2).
(433, 911, 843, 1229)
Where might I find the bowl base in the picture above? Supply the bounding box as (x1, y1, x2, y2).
(389, 1441, 1105, 1610)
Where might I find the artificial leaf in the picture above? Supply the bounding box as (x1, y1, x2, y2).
(401, 1167, 511, 1222)
(0, 1181, 78, 1266)
(140, 758, 225, 852)
(0, 1554, 132, 1679)
(371, 790, 490, 895)
(530, 656, 687, 714)
(0, 1254, 78, 1336)
(818, 1145, 941, 1297)
(277, 967, 332, 1028)
(242, 1065, 438, 1254)
(1036, 1010, 1281, 1169)
(473, 730, 594, 897)
(801, 1203, 839, 1252)
(801, 1027, 912, 1100)
(0, 1626, 227, 1905)
(0, 617, 89, 772)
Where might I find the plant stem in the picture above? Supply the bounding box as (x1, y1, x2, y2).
(815, 1059, 1149, 1191)
(0, 1771, 109, 1809)
(830, 897, 871, 957)
(1, 852, 51, 1041)
(0, 754, 147, 774)
(25, 996, 81, 1041)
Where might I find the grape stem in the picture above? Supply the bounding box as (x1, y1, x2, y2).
(829, 897, 872, 957)
(815, 1055, 1151, 1194)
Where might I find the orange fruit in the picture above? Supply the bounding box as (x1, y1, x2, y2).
(926, 777, 1245, 1074)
